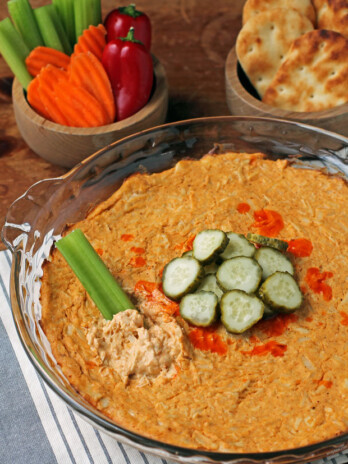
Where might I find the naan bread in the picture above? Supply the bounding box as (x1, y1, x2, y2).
(313, 0, 348, 38)
(243, 0, 316, 26)
(236, 8, 313, 97)
(263, 29, 348, 112)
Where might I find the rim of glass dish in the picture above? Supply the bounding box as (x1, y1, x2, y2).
(5, 116, 348, 463)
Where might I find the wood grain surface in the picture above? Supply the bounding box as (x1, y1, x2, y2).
(0, 0, 243, 250)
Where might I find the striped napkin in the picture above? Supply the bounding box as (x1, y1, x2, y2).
(0, 249, 347, 464)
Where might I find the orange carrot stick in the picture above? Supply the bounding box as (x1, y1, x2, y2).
(27, 76, 52, 120)
(37, 65, 70, 125)
(73, 24, 106, 61)
(69, 51, 116, 123)
(26, 46, 70, 77)
(53, 79, 108, 127)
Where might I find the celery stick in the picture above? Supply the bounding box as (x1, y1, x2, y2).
(34, 5, 72, 55)
(52, 0, 76, 48)
(7, 0, 43, 51)
(74, 0, 102, 41)
(0, 18, 32, 89)
(56, 229, 135, 320)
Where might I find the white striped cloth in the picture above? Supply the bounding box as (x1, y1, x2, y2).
(0, 249, 347, 464)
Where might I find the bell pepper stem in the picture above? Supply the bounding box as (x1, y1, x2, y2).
(119, 4, 142, 18)
(120, 26, 142, 44)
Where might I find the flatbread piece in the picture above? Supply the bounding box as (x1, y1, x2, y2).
(243, 0, 316, 26)
(263, 29, 348, 112)
(313, 0, 348, 38)
(236, 8, 313, 97)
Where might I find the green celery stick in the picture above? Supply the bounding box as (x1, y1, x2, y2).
(0, 18, 32, 89)
(7, 0, 43, 51)
(56, 229, 135, 320)
(34, 5, 72, 55)
(74, 0, 102, 41)
(52, 0, 76, 48)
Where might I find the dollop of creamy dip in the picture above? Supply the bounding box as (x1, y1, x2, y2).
(86, 309, 191, 384)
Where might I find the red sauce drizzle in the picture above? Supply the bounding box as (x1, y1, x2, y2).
(134, 280, 179, 316)
(188, 326, 227, 355)
(250, 209, 284, 237)
(130, 246, 145, 254)
(305, 267, 333, 301)
(256, 314, 298, 337)
(242, 341, 287, 357)
(128, 256, 146, 268)
(317, 380, 333, 389)
(96, 248, 104, 256)
(121, 234, 134, 242)
(287, 238, 313, 257)
(340, 311, 348, 326)
(237, 202, 251, 214)
(174, 234, 196, 252)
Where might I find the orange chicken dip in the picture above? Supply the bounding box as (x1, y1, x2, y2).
(40, 152, 348, 452)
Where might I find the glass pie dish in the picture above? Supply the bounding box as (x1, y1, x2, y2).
(2, 116, 348, 464)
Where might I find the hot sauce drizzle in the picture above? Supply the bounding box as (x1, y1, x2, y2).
(256, 314, 298, 337)
(121, 234, 134, 242)
(188, 326, 228, 355)
(340, 311, 348, 326)
(237, 202, 251, 214)
(287, 238, 313, 257)
(134, 280, 179, 316)
(242, 341, 287, 357)
(130, 246, 145, 254)
(174, 235, 196, 252)
(129, 256, 146, 268)
(250, 209, 284, 237)
(305, 267, 333, 301)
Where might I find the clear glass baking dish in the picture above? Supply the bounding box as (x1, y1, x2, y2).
(2, 116, 348, 464)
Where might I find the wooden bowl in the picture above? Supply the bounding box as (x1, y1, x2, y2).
(12, 56, 168, 168)
(225, 46, 348, 136)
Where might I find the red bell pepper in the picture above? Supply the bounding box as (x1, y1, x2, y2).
(104, 4, 151, 51)
(102, 27, 153, 121)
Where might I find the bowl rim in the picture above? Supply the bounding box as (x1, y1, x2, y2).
(12, 54, 168, 135)
(4, 115, 348, 463)
(225, 46, 348, 120)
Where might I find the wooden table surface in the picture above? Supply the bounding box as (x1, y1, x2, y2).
(0, 0, 243, 250)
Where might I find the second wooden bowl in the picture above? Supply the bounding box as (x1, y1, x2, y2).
(13, 56, 168, 168)
(225, 46, 348, 136)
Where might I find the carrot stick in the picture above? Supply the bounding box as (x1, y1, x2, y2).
(27, 76, 51, 120)
(69, 51, 115, 123)
(53, 79, 108, 127)
(37, 65, 70, 125)
(73, 24, 106, 61)
(26, 46, 70, 76)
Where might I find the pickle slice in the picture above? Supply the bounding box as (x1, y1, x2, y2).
(193, 229, 228, 264)
(216, 256, 262, 293)
(162, 257, 204, 301)
(182, 250, 193, 257)
(221, 290, 264, 333)
(259, 271, 303, 313)
(255, 246, 294, 280)
(196, 273, 224, 300)
(180, 291, 218, 327)
(220, 232, 255, 260)
(247, 233, 288, 252)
